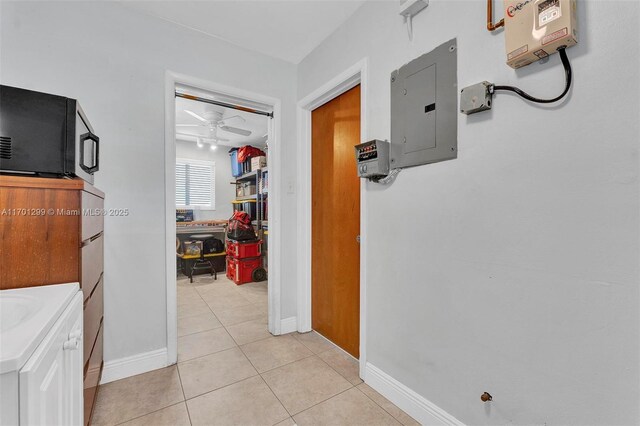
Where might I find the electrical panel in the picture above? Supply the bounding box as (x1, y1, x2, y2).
(355, 139, 390, 179)
(504, 0, 578, 69)
(390, 39, 458, 169)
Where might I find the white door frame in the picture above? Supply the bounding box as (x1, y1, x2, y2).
(296, 58, 369, 378)
(165, 71, 283, 365)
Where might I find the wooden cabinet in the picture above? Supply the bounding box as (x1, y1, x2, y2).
(0, 176, 105, 425)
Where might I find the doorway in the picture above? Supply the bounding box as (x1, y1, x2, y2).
(296, 60, 368, 375)
(173, 85, 271, 360)
(165, 73, 283, 365)
(311, 85, 361, 358)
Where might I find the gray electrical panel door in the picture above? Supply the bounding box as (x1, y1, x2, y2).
(390, 38, 458, 169)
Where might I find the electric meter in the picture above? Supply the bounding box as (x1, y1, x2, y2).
(504, 0, 577, 69)
(355, 139, 390, 179)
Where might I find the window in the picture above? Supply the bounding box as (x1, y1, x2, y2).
(176, 158, 215, 209)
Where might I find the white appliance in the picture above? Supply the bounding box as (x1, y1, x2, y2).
(0, 283, 83, 426)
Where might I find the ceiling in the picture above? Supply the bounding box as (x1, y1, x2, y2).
(175, 96, 269, 149)
(120, 0, 365, 64)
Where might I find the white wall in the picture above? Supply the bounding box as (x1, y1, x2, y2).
(0, 1, 298, 363)
(175, 140, 236, 221)
(298, 1, 639, 424)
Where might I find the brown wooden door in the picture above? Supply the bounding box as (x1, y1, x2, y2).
(311, 85, 361, 358)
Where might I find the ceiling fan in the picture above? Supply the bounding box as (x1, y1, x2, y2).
(177, 109, 252, 137)
(175, 127, 229, 149)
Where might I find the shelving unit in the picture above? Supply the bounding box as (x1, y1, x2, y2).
(233, 167, 267, 230)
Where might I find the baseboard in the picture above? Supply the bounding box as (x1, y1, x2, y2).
(280, 316, 297, 334)
(100, 348, 169, 384)
(365, 363, 464, 426)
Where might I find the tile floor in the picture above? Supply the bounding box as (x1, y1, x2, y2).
(92, 274, 419, 425)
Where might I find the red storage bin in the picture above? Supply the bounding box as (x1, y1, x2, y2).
(226, 256, 265, 285)
(226, 239, 262, 259)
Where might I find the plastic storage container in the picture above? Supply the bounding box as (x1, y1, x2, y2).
(226, 239, 261, 259)
(182, 241, 202, 257)
(251, 156, 267, 171)
(236, 182, 256, 197)
(226, 256, 265, 285)
(229, 149, 242, 177)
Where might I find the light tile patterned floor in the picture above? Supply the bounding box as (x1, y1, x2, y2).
(92, 275, 419, 425)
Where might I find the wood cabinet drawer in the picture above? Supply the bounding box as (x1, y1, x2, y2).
(81, 234, 103, 298)
(83, 276, 103, 367)
(0, 186, 80, 289)
(81, 191, 104, 242)
(83, 323, 103, 426)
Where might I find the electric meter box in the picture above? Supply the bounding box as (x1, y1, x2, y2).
(355, 139, 390, 179)
(390, 39, 458, 169)
(504, 0, 578, 69)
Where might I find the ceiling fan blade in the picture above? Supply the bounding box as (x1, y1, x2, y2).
(220, 125, 252, 137)
(204, 136, 230, 143)
(184, 110, 208, 123)
(176, 124, 202, 127)
(219, 115, 245, 126)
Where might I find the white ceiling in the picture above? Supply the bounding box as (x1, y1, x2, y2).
(120, 0, 365, 64)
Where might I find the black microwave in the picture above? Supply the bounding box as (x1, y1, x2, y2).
(0, 85, 99, 184)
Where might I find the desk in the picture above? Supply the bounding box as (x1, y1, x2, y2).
(176, 224, 227, 276)
(176, 225, 226, 235)
(176, 226, 226, 253)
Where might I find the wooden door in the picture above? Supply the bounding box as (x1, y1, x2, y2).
(311, 85, 361, 358)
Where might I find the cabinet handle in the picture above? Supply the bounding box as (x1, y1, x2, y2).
(63, 338, 79, 350)
(69, 329, 82, 341)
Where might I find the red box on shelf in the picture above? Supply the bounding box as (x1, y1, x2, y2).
(226, 256, 265, 285)
(226, 239, 261, 259)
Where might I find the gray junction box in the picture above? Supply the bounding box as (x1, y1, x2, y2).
(390, 38, 458, 169)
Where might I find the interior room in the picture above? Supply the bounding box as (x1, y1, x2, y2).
(0, 1, 638, 425)
(173, 87, 273, 362)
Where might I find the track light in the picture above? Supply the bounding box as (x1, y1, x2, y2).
(196, 138, 204, 148)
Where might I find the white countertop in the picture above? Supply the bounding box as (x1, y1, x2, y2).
(0, 283, 79, 374)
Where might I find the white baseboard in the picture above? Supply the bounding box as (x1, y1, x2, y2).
(100, 348, 169, 385)
(280, 316, 297, 334)
(365, 363, 464, 426)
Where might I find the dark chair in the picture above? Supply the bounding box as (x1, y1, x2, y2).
(188, 234, 217, 283)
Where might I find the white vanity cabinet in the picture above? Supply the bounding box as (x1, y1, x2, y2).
(0, 283, 83, 426)
(20, 292, 83, 425)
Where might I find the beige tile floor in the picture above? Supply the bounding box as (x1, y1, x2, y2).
(92, 274, 419, 426)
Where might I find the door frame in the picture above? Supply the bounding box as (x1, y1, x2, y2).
(165, 71, 283, 365)
(296, 58, 369, 377)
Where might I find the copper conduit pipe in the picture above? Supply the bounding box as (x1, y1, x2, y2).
(487, 0, 504, 31)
